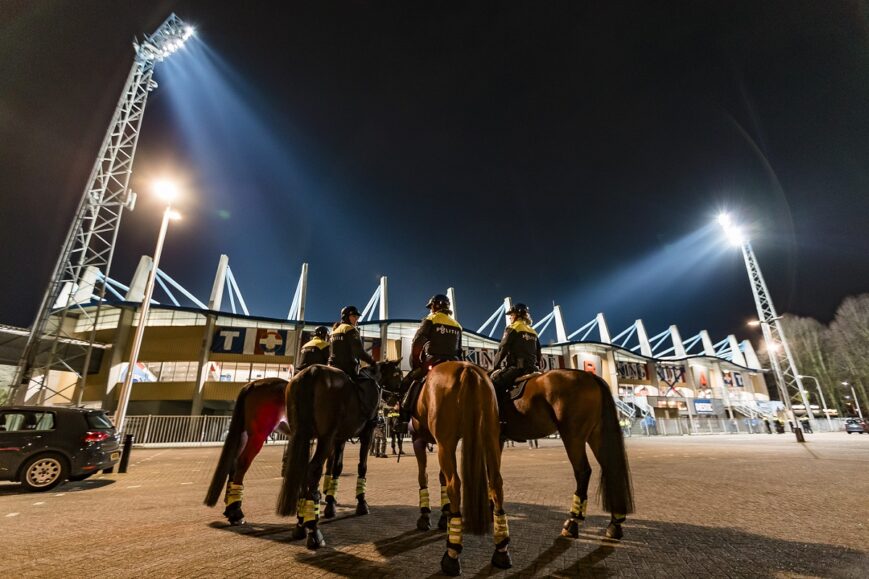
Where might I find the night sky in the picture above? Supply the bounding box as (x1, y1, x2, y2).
(1, 1, 868, 345)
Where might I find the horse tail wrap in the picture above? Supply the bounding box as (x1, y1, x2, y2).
(204, 382, 251, 506)
(460, 365, 493, 535)
(591, 374, 634, 515)
(276, 367, 318, 516)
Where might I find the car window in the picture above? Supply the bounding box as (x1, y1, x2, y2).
(86, 413, 114, 430)
(0, 412, 55, 432)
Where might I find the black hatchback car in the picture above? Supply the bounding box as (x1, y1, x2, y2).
(0, 406, 120, 491)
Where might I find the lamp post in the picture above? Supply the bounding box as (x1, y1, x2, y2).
(113, 180, 181, 433)
(842, 382, 864, 420)
(717, 212, 814, 441)
(797, 375, 832, 431)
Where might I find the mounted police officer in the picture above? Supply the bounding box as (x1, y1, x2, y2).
(296, 326, 330, 371)
(395, 294, 463, 433)
(490, 303, 542, 397)
(329, 305, 376, 379)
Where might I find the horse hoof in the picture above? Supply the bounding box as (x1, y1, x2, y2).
(324, 499, 336, 519)
(438, 512, 449, 531)
(290, 524, 306, 541)
(491, 548, 512, 569)
(605, 523, 624, 540)
(416, 513, 431, 531)
(306, 529, 326, 550)
(561, 519, 580, 538)
(356, 500, 370, 516)
(223, 503, 245, 526)
(440, 551, 461, 576)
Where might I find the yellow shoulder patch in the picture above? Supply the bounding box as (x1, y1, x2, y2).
(509, 321, 537, 336)
(428, 312, 462, 330)
(303, 338, 330, 350)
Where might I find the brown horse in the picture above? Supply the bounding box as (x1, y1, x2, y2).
(398, 361, 511, 576)
(499, 369, 634, 539)
(274, 361, 403, 549)
(205, 360, 402, 546)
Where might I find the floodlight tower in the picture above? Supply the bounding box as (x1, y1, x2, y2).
(717, 213, 815, 441)
(11, 14, 194, 406)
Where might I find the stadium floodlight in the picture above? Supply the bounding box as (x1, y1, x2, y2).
(716, 210, 815, 441)
(11, 13, 196, 408)
(152, 179, 180, 203)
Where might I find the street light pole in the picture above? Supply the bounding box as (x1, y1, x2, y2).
(843, 382, 864, 421)
(113, 201, 178, 433)
(798, 375, 832, 431)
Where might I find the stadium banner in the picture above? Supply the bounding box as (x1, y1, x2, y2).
(211, 327, 291, 356)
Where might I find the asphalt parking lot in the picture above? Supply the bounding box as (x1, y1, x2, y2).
(2, 432, 867, 578)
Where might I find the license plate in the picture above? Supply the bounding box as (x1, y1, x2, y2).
(111, 452, 120, 461)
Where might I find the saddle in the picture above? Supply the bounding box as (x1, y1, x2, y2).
(507, 372, 543, 400)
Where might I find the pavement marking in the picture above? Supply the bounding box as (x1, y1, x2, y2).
(127, 485, 142, 489)
(6, 512, 19, 517)
(180, 482, 193, 485)
(52, 493, 65, 497)
(33, 502, 45, 506)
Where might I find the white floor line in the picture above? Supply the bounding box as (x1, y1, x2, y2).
(33, 502, 45, 506)
(6, 512, 19, 517)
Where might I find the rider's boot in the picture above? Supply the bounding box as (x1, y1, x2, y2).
(394, 379, 420, 434)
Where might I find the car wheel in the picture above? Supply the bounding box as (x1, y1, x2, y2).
(20, 453, 69, 492)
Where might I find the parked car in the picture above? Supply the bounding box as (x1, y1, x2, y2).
(844, 418, 868, 434)
(0, 406, 120, 491)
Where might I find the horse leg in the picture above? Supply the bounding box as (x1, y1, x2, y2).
(437, 469, 449, 531)
(224, 425, 274, 526)
(413, 435, 431, 530)
(323, 442, 344, 519)
(487, 431, 512, 569)
(301, 434, 335, 550)
(437, 441, 463, 577)
(355, 422, 375, 515)
(558, 424, 592, 539)
(587, 427, 626, 540)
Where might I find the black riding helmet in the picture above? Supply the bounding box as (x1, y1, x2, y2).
(341, 305, 362, 321)
(507, 303, 530, 317)
(314, 326, 329, 340)
(426, 294, 451, 311)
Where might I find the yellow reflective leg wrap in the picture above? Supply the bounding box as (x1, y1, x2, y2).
(356, 477, 367, 497)
(494, 513, 510, 545)
(322, 475, 332, 495)
(419, 488, 430, 510)
(570, 494, 588, 519)
(224, 483, 243, 507)
(296, 498, 304, 516)
(447, 516, 463, 552)
(440, 486, 450, 508)
(302, 499, 319, 523)
(613, 513, 626, 523)
(327, 477, 339, 498)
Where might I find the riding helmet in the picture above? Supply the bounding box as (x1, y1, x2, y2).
(314, 326, 329, 340)
(507, 303, 530, 317)
(426, 294, 451, 310)
(341, 305, 362, 320)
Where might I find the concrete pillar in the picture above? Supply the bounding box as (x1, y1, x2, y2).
(379, 276, 389, 361)
(447, 287, 457, 322)
(191, 255, 228, 416)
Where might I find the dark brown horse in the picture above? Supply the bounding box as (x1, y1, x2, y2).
(205, 360, 402, 547)
(500, 369, 634, 539)
(274, 361, 403, 549)
(400, 361, 511, 576)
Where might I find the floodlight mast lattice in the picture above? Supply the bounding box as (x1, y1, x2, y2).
(717, 213, 815, 441)
(11, 14, 193, 406)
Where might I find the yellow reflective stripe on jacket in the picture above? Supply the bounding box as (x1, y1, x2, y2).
(332, 323, 355, 335)
(509, 321, 537, 335)
(302, 338, 330, 350)
(427, 312, 462, 330)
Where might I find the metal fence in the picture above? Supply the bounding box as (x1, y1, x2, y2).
(124, 415, 852, 447)
(124, 415, 289, 447)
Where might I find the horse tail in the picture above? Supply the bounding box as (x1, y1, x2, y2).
(591, 374, 634, 515)
(460, 364, 493, 535)
(204, 381, 252, 506)
(276, 367, 317, 516)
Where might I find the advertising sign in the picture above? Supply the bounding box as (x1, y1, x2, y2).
(617, 361, 648, 381)
(212, 327, 290, 356)
(694, 399, 714, 414)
